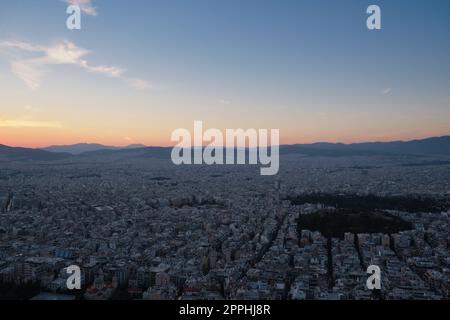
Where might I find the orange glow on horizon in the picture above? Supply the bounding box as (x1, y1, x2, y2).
(1, 126, 449, 149)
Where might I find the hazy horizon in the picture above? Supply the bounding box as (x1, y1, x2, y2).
(1, 0, 450, 147)
(1, 133, 449, 150)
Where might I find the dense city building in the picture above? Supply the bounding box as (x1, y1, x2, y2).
(0, 155, 449, 300)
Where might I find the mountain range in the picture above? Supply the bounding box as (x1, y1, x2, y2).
(0, 144, 69, 162)
(42, 143, 147, 155)
(0, 136, 449, 162)
(280, 136, 450, 157)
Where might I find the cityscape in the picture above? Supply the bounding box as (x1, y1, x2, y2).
(1, 0, 450, 303)
(1, 146, 449, 300)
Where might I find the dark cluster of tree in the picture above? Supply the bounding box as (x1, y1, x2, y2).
(149, 176, 171, 181)
(69, 173, 102, 179)
(297, 209, 413, 239)
(399, 160, 450, 167)
(286, 193, 447, 213)
(170, 196, 226, 209)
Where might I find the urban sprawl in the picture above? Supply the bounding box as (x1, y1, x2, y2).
(0, 155, 449, 300)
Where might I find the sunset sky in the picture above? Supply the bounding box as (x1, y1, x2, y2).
(1, 0, 449, 148)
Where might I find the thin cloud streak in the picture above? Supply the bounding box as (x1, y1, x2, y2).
(0, 119, 63, 129)
(127, 78, 153, 90)
(0, 40, 151, 91)
(382, 88, 392, 95)
(11, 60, 44, 90)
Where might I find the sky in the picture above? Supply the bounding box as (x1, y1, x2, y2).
(0, 0, 449, 148)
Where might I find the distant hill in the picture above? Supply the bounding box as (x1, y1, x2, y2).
(1, 136, 449, 162)
(42, 143, 147, 155)
(79, 146, 171, 159)
(0, 145, 71, 162)
(75, 136, 450, 159)
(281, 136, 450, 157)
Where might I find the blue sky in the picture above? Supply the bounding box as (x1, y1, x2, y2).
(0, 0, 449, 147)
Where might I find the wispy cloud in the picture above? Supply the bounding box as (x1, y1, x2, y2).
(10, 60, 44, 90)
(127, 78, 153, 90)
(1, 105, 62, 129)
(219, 99, 231, 105)
(64, 0, 97, 16)
(382, 87, 392, 95)
(0, 119, 63, 129)
(0, 40, 151, 90)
